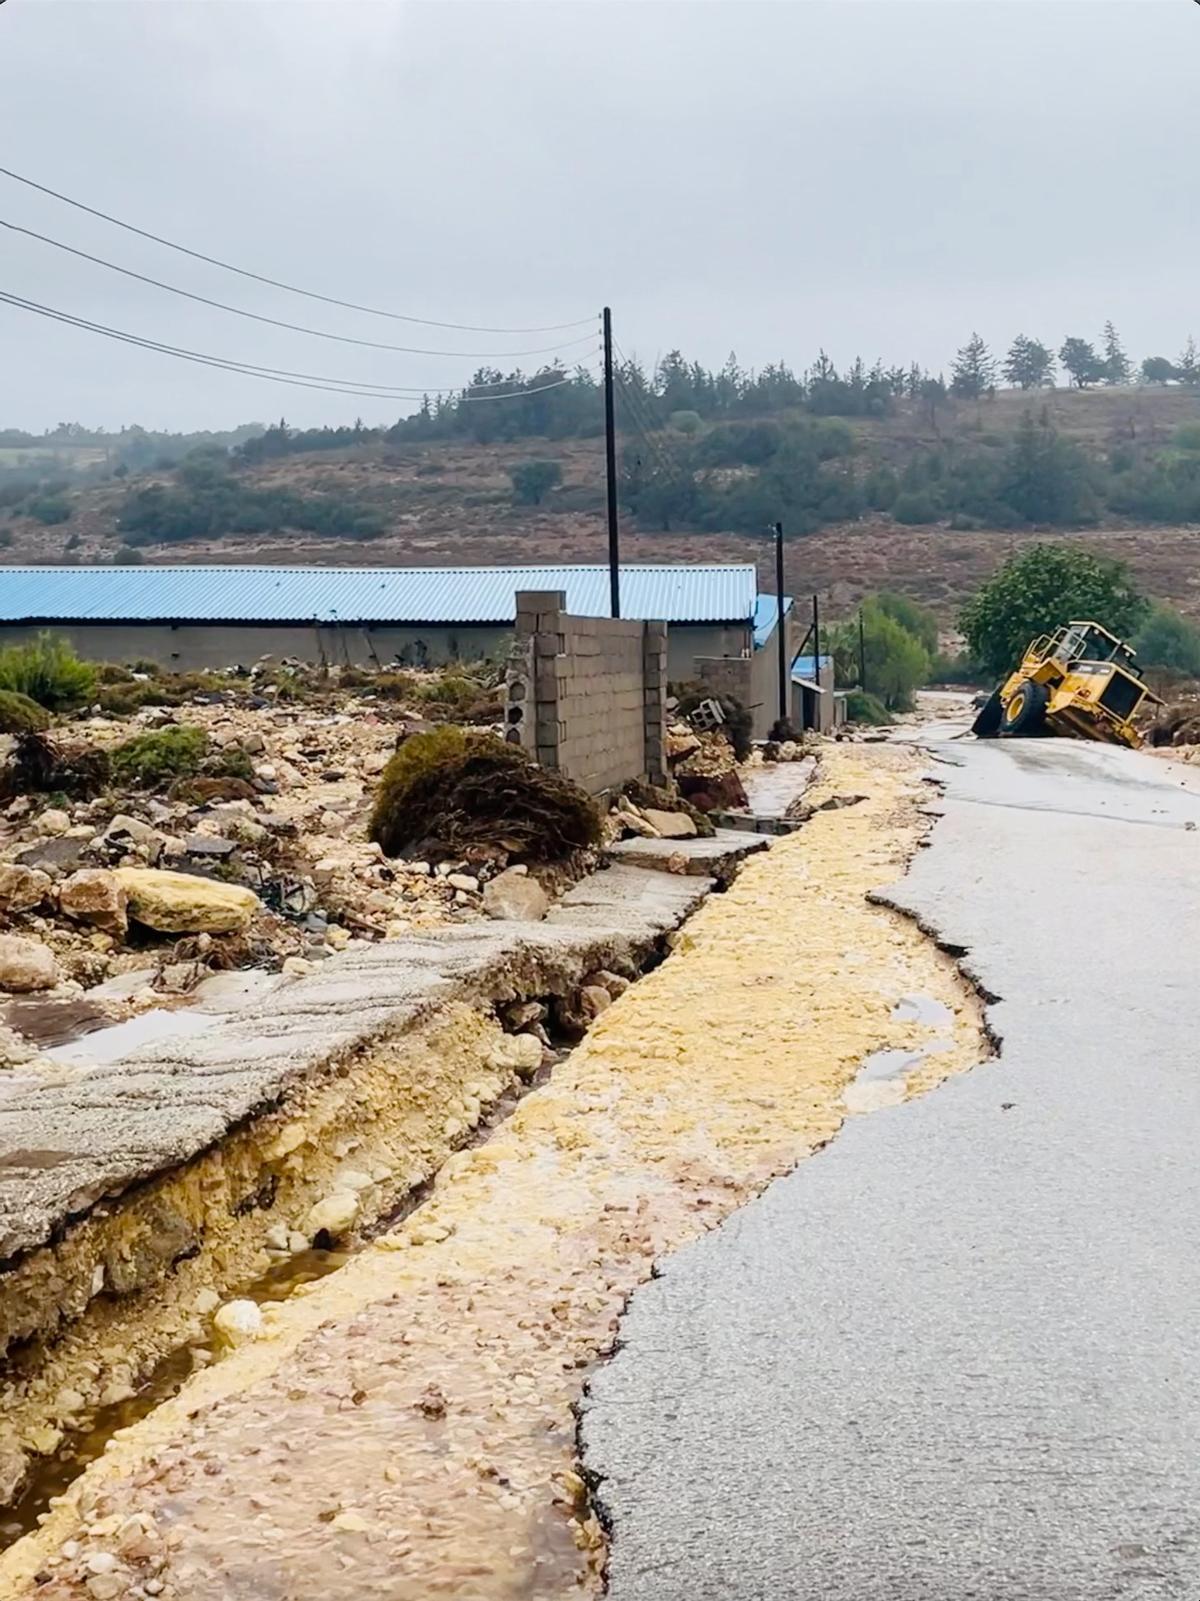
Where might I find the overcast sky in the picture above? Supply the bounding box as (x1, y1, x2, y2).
(0, 0, 1196, 433)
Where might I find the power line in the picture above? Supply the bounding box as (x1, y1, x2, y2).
(0, 164, 595, 335)
(0, 216, 600, 360)
(613, 359, 692, 483)
(0, 288, 594, 403)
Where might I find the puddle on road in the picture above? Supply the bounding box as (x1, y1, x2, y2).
(844, 994, 958, 1113)
(892, 992, 954, 1028)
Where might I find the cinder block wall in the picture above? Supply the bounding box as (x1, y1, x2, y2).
(506, 591, 667, 795)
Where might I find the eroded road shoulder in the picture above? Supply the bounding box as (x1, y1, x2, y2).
(2, 744, 986, 1600)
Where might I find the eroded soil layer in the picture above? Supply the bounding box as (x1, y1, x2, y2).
(1, 745, 987, 1600)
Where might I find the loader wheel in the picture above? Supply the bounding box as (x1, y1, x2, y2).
(971, 689, 1003, 739)
(1000, 679, 1048, 737)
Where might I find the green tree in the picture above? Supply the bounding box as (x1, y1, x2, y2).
(1178, 336, 1200, 388)
(873, 591, 938, 654)
(1058, 337, 1106, 389)
(1141, 356, 1177, 385)
(951, 333, 997, 400)
(1102, 321, 1131, 386)
(508, 460, 563, 505)
(1134, 604, 1200, 675)
(960, 544, 1146, 676)
(830, 599, 930, 711)
(1003, 335, 1055, 390)
(998, 412, 1096, 525)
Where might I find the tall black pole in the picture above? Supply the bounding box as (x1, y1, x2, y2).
(774, 521, 788, 725)
(812, 591, 821, 692)
(858, 607, 867, 692)
(602, 306, 620, 618)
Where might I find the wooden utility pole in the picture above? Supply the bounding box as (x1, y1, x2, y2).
(774, 522, 788, 725)
(812, 592, 822, 691)
(602, 306, 620, 618)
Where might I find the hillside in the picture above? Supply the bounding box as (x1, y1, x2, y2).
(4, 386, 1200, 627)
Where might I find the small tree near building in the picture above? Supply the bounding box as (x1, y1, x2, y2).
(509, 460, 563, 506)
(1058, 337, 1107, 389)
(951, 333, 998, 400)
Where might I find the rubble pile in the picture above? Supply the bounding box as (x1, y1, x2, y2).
(0, 684, 520, 1069)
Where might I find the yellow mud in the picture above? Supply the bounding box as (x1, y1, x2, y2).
(2, 744, 986, 1600)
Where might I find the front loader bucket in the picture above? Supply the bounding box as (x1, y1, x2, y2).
(971, 689, 1003, 739)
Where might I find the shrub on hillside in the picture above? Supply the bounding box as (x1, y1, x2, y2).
(0, 633, 97, 710)
(368, 727, 601, 862)
(1134, 605, 1200, 676)
(0, 690, 51, 733)
(111, 725, 209, 788)
(892, 490, 941, 525)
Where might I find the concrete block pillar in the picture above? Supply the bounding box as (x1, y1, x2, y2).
(514, 590, 565, 771)
(642, 619, 668, 786)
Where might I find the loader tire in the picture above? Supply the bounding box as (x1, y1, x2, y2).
(971, 689, 1003, 739)
(1000, 678, 1048, 737)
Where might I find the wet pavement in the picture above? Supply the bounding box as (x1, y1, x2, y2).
(582, 735, 1200, 1600)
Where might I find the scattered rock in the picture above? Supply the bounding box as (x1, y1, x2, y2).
(59, 868, 129, 939)
(98, 815, 171, 865)
(482, 867, 550, 922)
(0, 862, 53, 912)
(182, 833, 238, 860)
(115, 868, 261, 934)
(446, 872, 480, 893)
(579, 984, 612, 1020)
(212, 1299, 264, 1348)
(281, 955, 317, 978)
(640, 807, 698, 839)
(14, 834, 91, 878)
(306, 1190, 359, 1240)
(37, 808, 71, 837)
(0, 933, 60, 993)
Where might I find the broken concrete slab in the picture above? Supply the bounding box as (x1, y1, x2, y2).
(605, 828, 769, 880)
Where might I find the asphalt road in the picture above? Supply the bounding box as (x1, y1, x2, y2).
(581, 736, 1200, 1601)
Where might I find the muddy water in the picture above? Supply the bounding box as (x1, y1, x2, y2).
(0, 1246, 354, 1548)
(2, 745, 989, 1601)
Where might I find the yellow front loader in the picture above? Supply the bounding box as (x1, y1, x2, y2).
(972, 621, 1160, 748)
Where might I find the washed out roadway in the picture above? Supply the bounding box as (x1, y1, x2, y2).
(582, 735, 1200, 1600)
(0, 744, 983, 1599)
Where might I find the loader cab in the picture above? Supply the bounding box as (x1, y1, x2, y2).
(1050, 621, 1139, 676)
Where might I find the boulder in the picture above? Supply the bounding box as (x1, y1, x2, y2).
(59, 868, 129, 939)
(14, 834, 91, 878)
(640, 807, 698, 839)
(115, 868, 261, 934)
(482, 867, 550, 922)
(0, 862, 53, 913)
(0, 933, 60, 992)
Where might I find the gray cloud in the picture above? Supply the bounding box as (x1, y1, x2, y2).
(0, 0, 1194, 430)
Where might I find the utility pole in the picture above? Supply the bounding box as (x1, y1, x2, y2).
(812, 592, 822, 693)
(602, 306, 620, 618)
(774, 522, 788, 726)
(858, 607, 867, 693)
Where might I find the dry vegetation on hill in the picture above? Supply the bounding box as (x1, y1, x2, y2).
(3, 387, 1200, 625)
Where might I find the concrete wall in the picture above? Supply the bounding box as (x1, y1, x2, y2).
(0, 619, 737, 676)
(506, 591, 667, 796)
(0, 621, 514, 671)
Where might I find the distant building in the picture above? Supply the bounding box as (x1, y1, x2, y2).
(0, 562, 796, 737)
(791, 653, 839, 734)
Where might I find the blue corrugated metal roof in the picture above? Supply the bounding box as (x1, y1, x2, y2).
(0, 564, 757, 626)
(752, 592, 792, 649)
